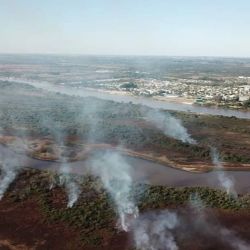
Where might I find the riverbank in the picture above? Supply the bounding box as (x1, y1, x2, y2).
(1, 78, 250, 119)
(70, 86, 250, 116)
(1, 135, 250, 174)
(2, 140, 250, 193)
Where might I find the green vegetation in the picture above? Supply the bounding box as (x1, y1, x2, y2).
(1, 81, 250, 164)
(170, 110, 250, 163)
(5, 169, 250, 246)
(139, 186, 249, 210)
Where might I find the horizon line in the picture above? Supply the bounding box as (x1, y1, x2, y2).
(0, 52, 250, 60)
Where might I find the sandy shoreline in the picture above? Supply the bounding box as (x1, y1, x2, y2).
(77, 87, 250, 113)
(82, 87, 195, 105)
(152, 95, 194, 105)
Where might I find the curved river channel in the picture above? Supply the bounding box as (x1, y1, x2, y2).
(1, 145, 250, 194)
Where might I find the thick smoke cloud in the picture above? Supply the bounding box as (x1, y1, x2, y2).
(210, 147, 236, 196)
(132, 210, 179, 250)
(89, 150, 138, 232)
(146, 110, 196, 144)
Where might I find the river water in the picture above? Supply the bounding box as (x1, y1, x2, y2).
(1, 79, 250, 194)
(42, 86, 250, 119)
(3, 78, 250, 119)
(1, 145, 250, 194)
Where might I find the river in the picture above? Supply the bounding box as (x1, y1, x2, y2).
(2, 78, 250, 119)
(1, 145, 250, 194)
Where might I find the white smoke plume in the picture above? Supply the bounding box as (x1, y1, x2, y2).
(41, 116, 81, 208)
(0, 153, 20, 200)
(146, 110, 196, 144)
(89, 150, 138, 232)
(0, 109, 26, 200)
(190, 193, 249, 250)
(0, 113, 19, 200)
(59, 160, 81, 208)
(132, 210, 179, 250)
(211, 147, 236, 196)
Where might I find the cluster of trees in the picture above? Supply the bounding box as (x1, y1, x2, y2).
(139, 185, 247, 211)
(7, 169, 250, 247)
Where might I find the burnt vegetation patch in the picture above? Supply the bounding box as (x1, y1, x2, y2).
(1, 169, 250, 249)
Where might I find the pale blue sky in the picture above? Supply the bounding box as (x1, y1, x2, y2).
(1, 0, 250, 57)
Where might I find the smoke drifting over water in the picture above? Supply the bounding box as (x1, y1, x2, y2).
(146, 110, 196, 144)
(133, 210, 179, 250)
(0, 106, 30, 200)
(0, 110, 27, 200)
(41, 116, 81, 208)
(211, 147, 236, 196)
(1, 74, 249, 249)
(89, 150, 138, 232)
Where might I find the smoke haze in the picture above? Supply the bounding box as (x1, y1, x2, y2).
(211, 147, 236, 196)
(189, 193, 249, 250)
(0, 155, 19, 200)
(89, 150, 139, 231)
(59, 161, 81, 208)
(146, 110, 196, 144)
(133, 210, 179, 250)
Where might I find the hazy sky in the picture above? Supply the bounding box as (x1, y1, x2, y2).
(1, 0, 250, 57)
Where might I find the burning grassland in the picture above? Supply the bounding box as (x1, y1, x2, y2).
(1, 81, 250, 172)
(1, 168, 250, 249)
(0, 80, 250, 250)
